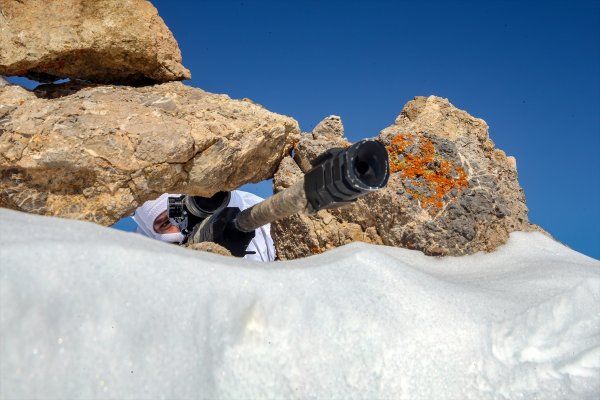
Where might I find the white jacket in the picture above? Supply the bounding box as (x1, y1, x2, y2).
(227, 190, 276, 262)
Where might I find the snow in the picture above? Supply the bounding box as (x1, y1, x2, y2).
(1, 208, 599, 400)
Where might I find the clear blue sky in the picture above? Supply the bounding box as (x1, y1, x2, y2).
(8, 0, 600, 259)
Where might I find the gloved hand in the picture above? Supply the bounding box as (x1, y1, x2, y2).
(189, 207, 256, 257)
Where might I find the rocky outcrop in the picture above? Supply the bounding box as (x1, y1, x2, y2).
(0, 81, 299, 225)
(0, 0, 190, 84)
(272, 96, 537, 258)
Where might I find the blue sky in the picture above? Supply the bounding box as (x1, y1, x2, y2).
(8, 1, 600, 259)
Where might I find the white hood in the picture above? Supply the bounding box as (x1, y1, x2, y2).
(131, 193, 184, 243)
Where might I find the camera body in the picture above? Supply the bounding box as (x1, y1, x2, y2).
(167, 191, 231, 237)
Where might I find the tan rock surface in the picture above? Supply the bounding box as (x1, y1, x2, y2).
(272, 97, 538, 259)
(0, 81, 299, 225)
(0, 0, 190, 84)
(293, 115, 349, 173)
(185, 241, 232, 257)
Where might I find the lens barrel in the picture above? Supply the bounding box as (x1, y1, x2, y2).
(168, 191, 231, 235)
(184, 191, 231, 219)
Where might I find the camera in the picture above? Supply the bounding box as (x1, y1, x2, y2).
(167, 191, 231, 236)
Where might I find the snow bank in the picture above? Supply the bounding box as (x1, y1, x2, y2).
(1, 208, 599, 399)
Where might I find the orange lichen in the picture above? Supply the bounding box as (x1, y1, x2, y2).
(386, 133, 468, 216)
(310, 246, 324, 254)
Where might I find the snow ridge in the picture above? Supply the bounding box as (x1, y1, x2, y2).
(481, 278, 600, 399)
(1, 209, 599, 399)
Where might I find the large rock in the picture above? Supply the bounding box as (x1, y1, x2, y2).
(0, 81, 299, 225)
(293, 115, 349, 173)
(0, 0, 190, 84)
(272, 96, 539, 258)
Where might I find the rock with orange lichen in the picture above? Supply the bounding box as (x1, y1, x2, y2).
(272, 97, 540, 259)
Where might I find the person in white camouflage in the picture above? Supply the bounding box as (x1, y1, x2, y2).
(132, 191, 275, 262)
